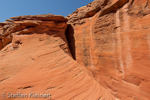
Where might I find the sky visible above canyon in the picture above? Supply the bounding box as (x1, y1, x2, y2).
(0, 0, 93, 22)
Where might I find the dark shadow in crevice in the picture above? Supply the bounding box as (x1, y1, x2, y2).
(65, 24, 76, 60)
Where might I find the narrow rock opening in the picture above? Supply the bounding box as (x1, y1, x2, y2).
(65, 24, 76, 60)
(0, 39, 3, 50)
(26, 26, 36, 28)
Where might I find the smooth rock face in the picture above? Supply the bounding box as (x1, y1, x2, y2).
(67, 0, 150, 100)
(0, 14, 116, 100)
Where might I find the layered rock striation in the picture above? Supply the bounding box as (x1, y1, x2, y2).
(0, 14, 116, 100)
(66, 0, 150, 100)
(1, 0, 150, 100)
(0, 14, 68, 51)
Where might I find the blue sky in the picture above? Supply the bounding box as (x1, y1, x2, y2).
(0, 0, 93, 22)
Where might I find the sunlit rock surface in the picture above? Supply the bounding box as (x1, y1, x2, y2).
(67, 0, 150, 100)
(0, 14, 116, 100)
(1, 0, 150, 99)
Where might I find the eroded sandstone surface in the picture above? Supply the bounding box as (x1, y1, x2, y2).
(0, 14, 116, 100)
(1, 0, 150, 100)
(66, 0, 150, 100)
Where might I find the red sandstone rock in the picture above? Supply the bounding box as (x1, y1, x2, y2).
(0, 14, 69, 50)
(1, 0, 150, 99)
(0, 34, 116, 100)
(10, 14, 68, 22)
(0, 14, 116, 100)
(67, 0, 150, 100)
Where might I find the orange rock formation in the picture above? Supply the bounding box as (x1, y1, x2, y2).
(67, 0, 150, 100)
(0, 0, 150, 100)
(0, 14, 116, 100)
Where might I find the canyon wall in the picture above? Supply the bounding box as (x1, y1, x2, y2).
(67, 0, 150, 100)
(0, 0, 150, 100)
(0, 14, 116, 100)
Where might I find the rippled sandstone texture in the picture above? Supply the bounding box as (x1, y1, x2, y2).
(67, 0, 150, 100)
(0, 14, 117, 100)
(1, 0, 150, 100)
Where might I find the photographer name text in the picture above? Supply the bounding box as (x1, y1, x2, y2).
(2, 92, 51, 98)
